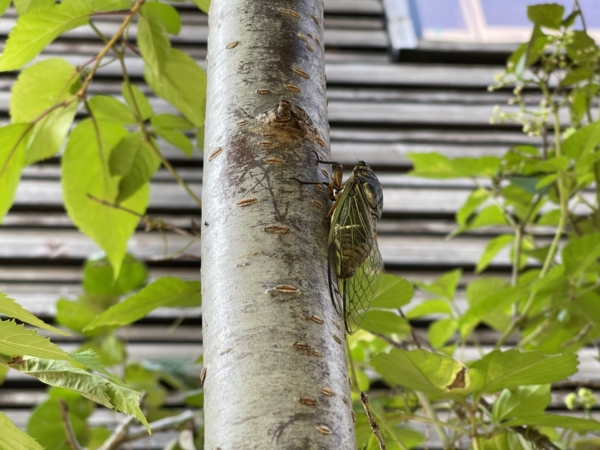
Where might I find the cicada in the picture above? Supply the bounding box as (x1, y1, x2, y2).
(319, 160, 384, 334)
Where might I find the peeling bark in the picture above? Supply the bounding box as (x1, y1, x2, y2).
(201, 0, 355, 448)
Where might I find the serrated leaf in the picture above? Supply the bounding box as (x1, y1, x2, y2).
(109, 132, 161, 202)
(406, 299, 452, 319)
(25, 101, 79, 164)
(476, 234, 513, 273)
(62, 119, 149, 276)
(10, 58, 78, 122)
(469, 349, 579, 393)
(0, 292, 68, 336)
(145, 48, 206, 127)
(88, 95, 137, 125)
(562, 232, 600, 276)
(361, 310, 410, 336)
(370, 274, 413, 309)
(190, 0, 209, 13)
(371, 349, 470, 398)
(151, 113, 193, 130)
(85, 277, 201, 330)
(154, 128, 194, 158)
(492, 385, 551, 423)
(0, 319, 71, 360)
(69, 349, 124, 384)
(141, 2, 181, 34)
(84, 253, 148, 296)
(12, 358, 149, 431)
(0, 0, 93, 71)
(138, 13, 171, 75)
(122, 82, 153, 120)
(0, 411, 44, 450)
(0, 124, 30, 223)
(527, 3, 564, 29)
(56, 295, 116, 337)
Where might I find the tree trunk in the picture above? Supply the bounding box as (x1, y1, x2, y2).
(201, 0, 356, 448)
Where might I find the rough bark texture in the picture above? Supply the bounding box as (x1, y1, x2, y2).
(201, 0, 355, 448)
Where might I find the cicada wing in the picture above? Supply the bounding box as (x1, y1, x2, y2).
(329, 182, 383, 334)
(327, 237, 344, 320)
(343, 241, 383, 334)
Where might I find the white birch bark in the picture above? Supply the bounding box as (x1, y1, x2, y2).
(201, 0, 356, 448)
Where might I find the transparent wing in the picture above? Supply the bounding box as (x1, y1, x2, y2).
(328, 181, 383, 334)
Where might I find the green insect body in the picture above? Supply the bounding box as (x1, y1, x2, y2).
(324, 160, 383, 334)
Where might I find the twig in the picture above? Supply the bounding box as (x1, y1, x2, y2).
(360, 391, 387, 450)
(86, 193, 199, 238)
(58, 400, 84, 450)
(123, 410, 197, 442)
(98, 414, 136, 450)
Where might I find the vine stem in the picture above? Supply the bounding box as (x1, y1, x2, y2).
(469, 406, 481, 450)
(58, 401, 84, 450)
(360, 391, 388, 450)
(416, 391, 451, 448)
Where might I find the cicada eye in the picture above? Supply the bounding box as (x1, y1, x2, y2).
(357, 160, 368, 167)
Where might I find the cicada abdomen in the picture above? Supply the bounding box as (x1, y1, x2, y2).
(327, 161, 383, 334)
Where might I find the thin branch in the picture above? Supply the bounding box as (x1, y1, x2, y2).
(98, 414, 136, 450)
(58, 401, 84, 450)
(87, 193, 199, 238)
(360, 391, 387, 450)
(123, 410, 197, 442)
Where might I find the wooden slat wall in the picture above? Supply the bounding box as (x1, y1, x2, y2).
(1, 1, 598, 448)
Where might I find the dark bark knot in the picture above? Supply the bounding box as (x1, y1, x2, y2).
(257, 99, 323, 144)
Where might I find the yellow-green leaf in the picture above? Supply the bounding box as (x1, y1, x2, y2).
(0, 292, 68, 336)
(0, 319, 70, 360)
(0, 124, 30, 223)
(0, 411, 43, 450)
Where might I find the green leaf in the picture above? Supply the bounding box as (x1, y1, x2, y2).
(138, 12, 171, 75)
(476, 234, 513, 273)
(504, 414, 600, 432)
(460, 280, 522, 336)
(562, 121, 600, 160)
(527, 3, 564, 29)
(0, 124, 30, 223)
(562, 67, 592, 86)
(0, 292, 68, 336)
(80, 334, 126, 367)
(69, 349, 124, 384)
(0, 0, 94, 71)
(371, 349, 470, 398)
(492, 385, 551, 423)
(154, 129, 194, 158)
(408, 153, 500, 179)
(10, 58, 78, 123)
(109, 132, 161, 203)
(415, 269, 461, 301)
(0, 0, 11, 16)
(84, 253, 148, 296)
(0, 411, 44, 450)
(122, 82, 153, 120)
(189, 0, 209, 13)
(85, 277, 201, 330)
(56, 295, 116, 336)
(91, 0, 134, 12)
(562, 232, 600, 276)
(13, 358, 149, 431)
(361, 310, 410, 336)
(456, 188, 489, 228)
(144, 48, 206, 127)
(370, 274, 413, 309)
(469, 349, 579, 393)
(406, 299, 452, 319)
(141, 2, 181, 35)
(27, 393, 90, 449)
(428, 318, 457, 348)
(0, 319, 71, 360)
(62, 119, 149, 276)
(88, 95, 137, 125)
(468, 204, 508, 230)
(25, 101, 79, 164)
(151, 113, 194, 130)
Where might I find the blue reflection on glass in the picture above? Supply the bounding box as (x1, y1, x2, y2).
(481, 0, 600, 28)
(415, 0, 466, 30)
